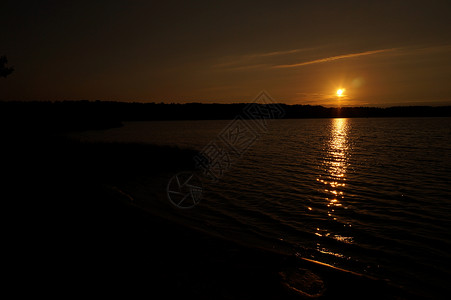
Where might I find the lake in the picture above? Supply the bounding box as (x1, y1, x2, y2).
(71, 117, 451, 296)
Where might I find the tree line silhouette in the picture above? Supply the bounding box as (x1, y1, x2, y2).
(0, 56, 14, 78)
(1, 100, 450, 133)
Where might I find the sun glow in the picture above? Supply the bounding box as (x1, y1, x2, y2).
(336, 89, 345, 97)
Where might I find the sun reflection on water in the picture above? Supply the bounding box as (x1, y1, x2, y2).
(314, 118, 353, 256)
(322, 118, 349, 215)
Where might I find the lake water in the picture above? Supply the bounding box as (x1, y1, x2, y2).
(71, 117, 451, 297)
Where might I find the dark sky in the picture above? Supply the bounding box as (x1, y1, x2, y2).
(1, 0, 451, 106)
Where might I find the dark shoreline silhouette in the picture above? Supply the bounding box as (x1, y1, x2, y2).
(1, 101, 450, 134)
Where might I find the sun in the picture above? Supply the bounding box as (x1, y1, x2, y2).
(336, 89, 345, 97)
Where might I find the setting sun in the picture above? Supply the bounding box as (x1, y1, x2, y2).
(336, 89, 345, 97)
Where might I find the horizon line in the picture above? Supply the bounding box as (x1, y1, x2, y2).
(1, 99, 450, 108)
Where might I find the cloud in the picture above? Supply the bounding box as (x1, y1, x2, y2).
(214, 45, 450, 72)
(221, 63, 271, 71)
(272, 48, 397, 69)
(391, 44, 451, 56)
(247, 48, 307, 58)
(214, 47, 318, 69)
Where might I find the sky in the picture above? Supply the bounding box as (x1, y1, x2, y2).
(1, 0, 451, 106)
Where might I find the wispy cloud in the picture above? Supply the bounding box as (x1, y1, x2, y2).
(248, 48, 306, 58)
(214, 45, 450, 72)
(272, 48, 397, 69)
(392, 44, 451, 56)
(222, 63, 271, 71)
(214, 47, 318, 69)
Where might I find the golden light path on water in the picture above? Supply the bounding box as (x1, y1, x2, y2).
(315, 118, 353, 257)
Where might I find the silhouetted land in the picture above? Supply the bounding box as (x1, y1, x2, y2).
(1, 101, 450, 133)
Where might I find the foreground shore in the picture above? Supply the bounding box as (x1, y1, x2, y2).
(3, 135, 415, 298)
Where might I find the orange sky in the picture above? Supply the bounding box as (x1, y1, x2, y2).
(1, 1, 451, 106)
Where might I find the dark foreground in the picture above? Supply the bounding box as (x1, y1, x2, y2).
(3, 134, 415, 299)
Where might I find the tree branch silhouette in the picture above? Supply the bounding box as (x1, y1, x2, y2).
(0, 56, 14, 78)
